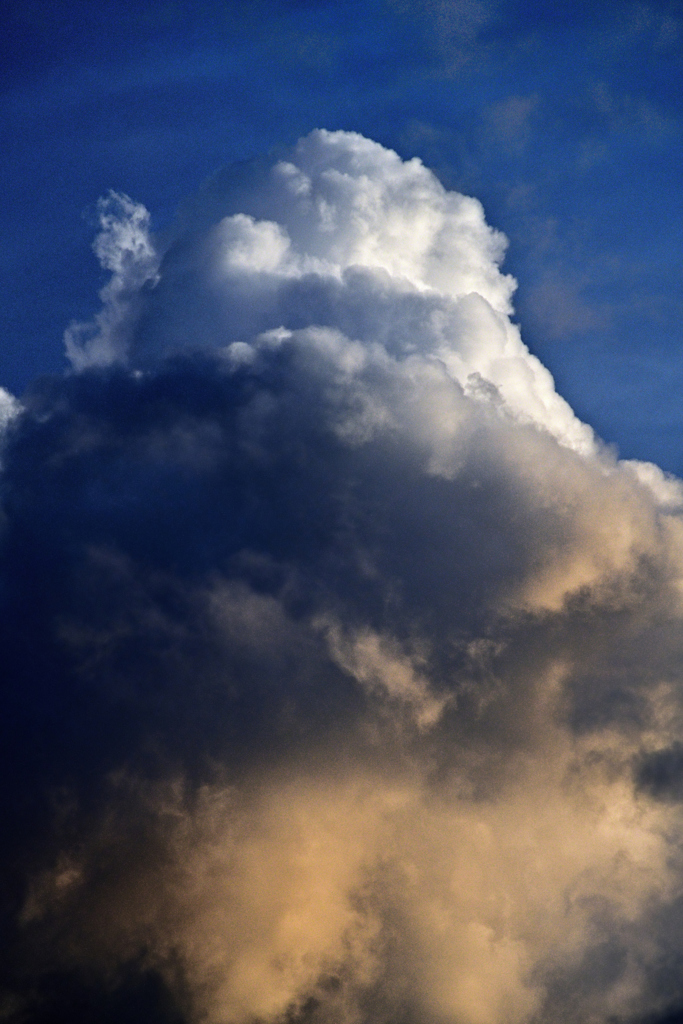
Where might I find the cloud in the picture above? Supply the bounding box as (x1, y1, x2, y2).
(64, 191, 160, 370)
(483, 94, 539, 155)
(4, 130, 683, 1024)
(387, 0, 497, 72)
(523, 274, 610, 341)
(576, 82, 679, 169)
(65, 130, 592, 457)
(0, 386, 20, 436)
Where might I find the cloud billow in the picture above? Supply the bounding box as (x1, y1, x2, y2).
(3, 130, 683, 1024)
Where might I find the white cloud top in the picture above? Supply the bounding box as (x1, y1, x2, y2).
(65, 130, 594, 456)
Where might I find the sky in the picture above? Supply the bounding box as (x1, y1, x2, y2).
(2, 3, 683, 1024)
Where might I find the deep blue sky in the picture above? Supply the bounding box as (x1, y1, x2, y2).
(2, 0, 682, 470)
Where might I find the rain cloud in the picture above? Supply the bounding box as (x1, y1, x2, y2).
(3, 130, 683, 1024)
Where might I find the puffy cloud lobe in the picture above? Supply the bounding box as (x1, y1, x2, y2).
(66, 130, 593, 456)
(4, 131, 683, 1024)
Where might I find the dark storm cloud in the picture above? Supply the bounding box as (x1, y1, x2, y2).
(3, 131, 683, 1024)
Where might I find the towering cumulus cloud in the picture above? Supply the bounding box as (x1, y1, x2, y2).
(3, 130, 683, 1024)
